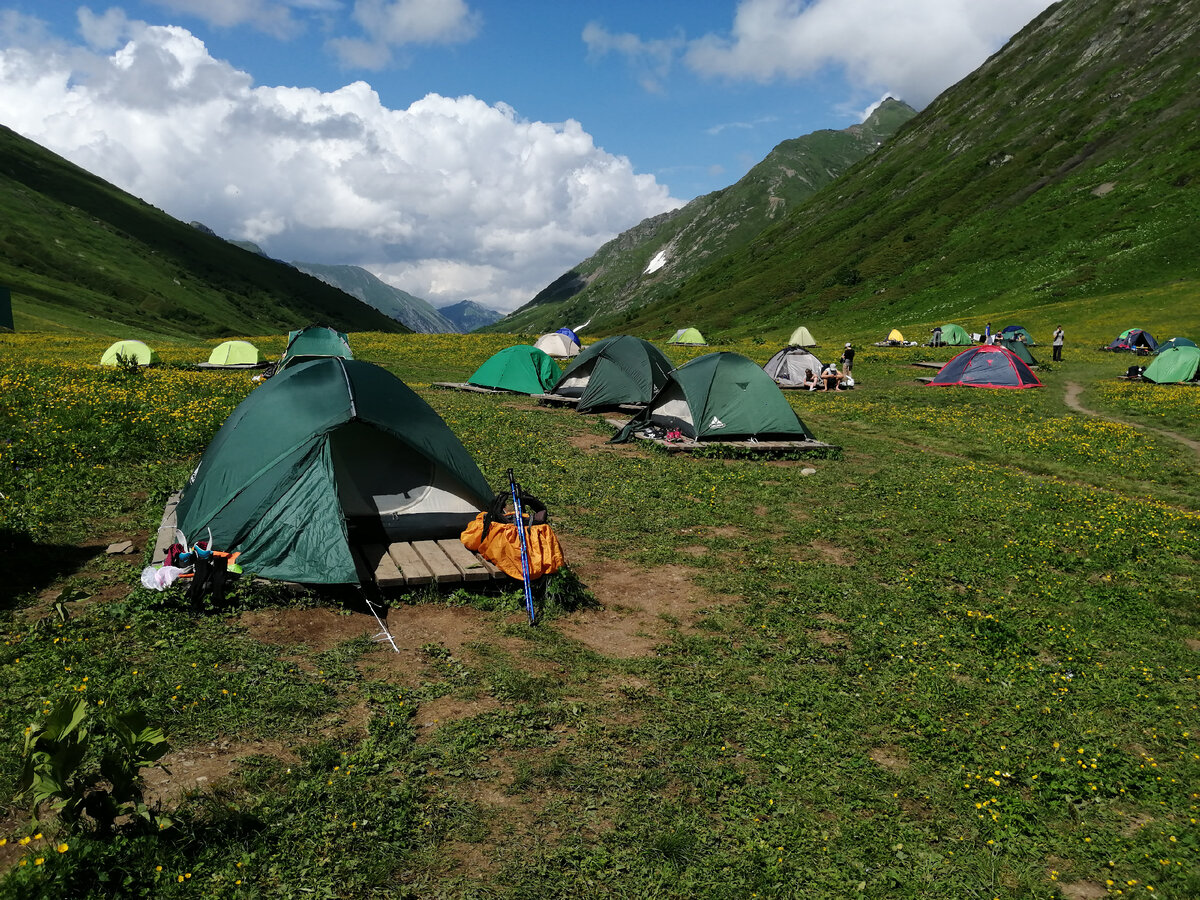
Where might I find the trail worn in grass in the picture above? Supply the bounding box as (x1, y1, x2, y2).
(1, 332, 1197, 899)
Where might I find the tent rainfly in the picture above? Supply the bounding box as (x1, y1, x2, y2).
(469, 345, 561, 394)
(555, 327, 581, 345)
(788, 326, 817, 347)
(928, 345, 1042, 389)
(175, 358, 493, 584)
(762, 346, 823, 387)
(667, 327, 707, 345)
(614, 352, 816, 443)
(533, 331, 581, 358)
(277, 325, 353, 371)
(200, 340, 265, 369)
(1142, 346, 1200, 384)
(101, 340, 159, 367)
(550, 335, 673, 411)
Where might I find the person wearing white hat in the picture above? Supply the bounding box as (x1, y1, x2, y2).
(840, 342, 855, 375)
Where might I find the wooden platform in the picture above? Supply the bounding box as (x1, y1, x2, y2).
(533, 393, 645, 413)
(916, 376, 937, 383)
(151, 490, 504, 586)
(432, 382, 511, 394)
(911, 361, 947, 370)
(604, 419, 838, 454)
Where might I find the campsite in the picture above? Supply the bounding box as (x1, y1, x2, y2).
(1, 313, 1198, 899)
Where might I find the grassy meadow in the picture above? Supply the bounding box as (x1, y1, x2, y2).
(0, 322, 1197, 899)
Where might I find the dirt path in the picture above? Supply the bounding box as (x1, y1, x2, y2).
(1064, 381, 1200, 459)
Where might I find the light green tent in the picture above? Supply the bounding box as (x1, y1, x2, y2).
(175, 358, 493, 584)
(1142, 346, 1200, 384)
(667, 327, 707, 345)
(551, 335, 674, 411)
(614, 352, 815, 443)
(468, 345, 560, 394)
(200, 340, 265, 369)
(937, 324, 973, 346)
(100, 339, 159, 367)
(788, 326, 816, 347)
(277, 325, 352, 371)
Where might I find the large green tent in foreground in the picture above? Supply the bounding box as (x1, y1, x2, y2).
(176, 358, 492, 583)
(468, 345, 560, 394)
(100, 339, 159, 366)
(614, 352, 816, 443)
(1141, 345, 1200, 384)
(551, 335, 674, 411)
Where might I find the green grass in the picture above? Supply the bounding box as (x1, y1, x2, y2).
(1, 329, 1197, 899)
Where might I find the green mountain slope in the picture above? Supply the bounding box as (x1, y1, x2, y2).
(0, 124, 406, 339)
(492, 99, 917, 334)
(614, 0, 1199, 339)
(291, 261, 457, 333)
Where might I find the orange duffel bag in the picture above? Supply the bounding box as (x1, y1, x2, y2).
(460, 491, 565, 581)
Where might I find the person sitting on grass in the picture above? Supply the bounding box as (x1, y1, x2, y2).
(803, 368, 821, 390)
(821, 362, 844, 391)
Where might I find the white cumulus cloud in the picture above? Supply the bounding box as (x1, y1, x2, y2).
(0, 19, 679, 312)
(684, 0, 1056, 107)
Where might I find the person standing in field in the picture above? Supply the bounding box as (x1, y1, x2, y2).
(841, 342, 855, 375)
(1052, 325, 1064, 361)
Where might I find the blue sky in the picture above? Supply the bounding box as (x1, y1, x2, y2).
(0, 1, 1053, 311)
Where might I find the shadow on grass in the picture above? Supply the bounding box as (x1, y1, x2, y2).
(0, 528, 103, 611)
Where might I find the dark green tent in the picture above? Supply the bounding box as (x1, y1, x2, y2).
(997, 337, 1038, 366)
(551, 335, 673, 411)
(1142, 346, 1200, 384)
(0, 286, 12, 332)
(614, 352, 815, 443)
(277, 325, 352, 371)
(468, 345, 560, 394)
(176, 358, 492, 584)
(1156, 337, 1197, 354)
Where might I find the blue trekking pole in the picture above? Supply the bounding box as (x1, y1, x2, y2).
(508, 469, 536, 624)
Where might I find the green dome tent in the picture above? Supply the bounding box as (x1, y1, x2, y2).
(175, 358, 492, 584)
(614, 352, 816, 443)
(996, 337, 1038, 367)
(468, 345, 560, 394)
(667, 327, 707, 345)
(1142, 345, 1200, 384)
(551, 335, 674, 412)
(200, 340, 265, 369)
(937, 324, 974, 346)
(100, 340, 159, 367)
(1156, 337, 1197, 354)
(277, 325, 352, 371)
(1001, 325, 1037, 345)
(788, 325, 817, 347)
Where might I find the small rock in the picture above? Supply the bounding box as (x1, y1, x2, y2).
(801, 467, 817, 476)
(106, 540, 135, 555)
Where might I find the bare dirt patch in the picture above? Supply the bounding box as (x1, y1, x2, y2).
(143, 738, 300, 806)
(809, 629, 848, 648)
(1058, 881, 1108, 900)
(1184, 638, 1200, 652)
(869, 746, 910, 772)
(810, 539, 855, 566)
(413, 695, 502, 741)
(566, 431, 641, 455)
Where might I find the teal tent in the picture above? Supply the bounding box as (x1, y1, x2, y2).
(100, 340, 159, 367)
(551, 335, 674, 411)
(199, 340, 266, 369)
(176, 358, 492, 584)
(667, 327, 707, 345)
(614, 352, 816, 443)
(1142, 346, 1200, 384)
(1001, 325, 1037, 345)
(997, 337, 1038, 366)
(277, 325, 352, 371)
(1156, 337, 1196, 354)
(468, 345, 560, 394)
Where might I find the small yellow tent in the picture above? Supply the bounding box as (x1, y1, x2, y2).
(788, 326, 816, 347)
(887, 328, 904, 342)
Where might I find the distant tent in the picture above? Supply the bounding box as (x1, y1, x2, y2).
(0, 286, 12, 332)
(278, 325, 353, 371)
(667, 327, 707, 345)
(555, 327, 581, 345)
(534, 331, 581, 358)
(996, 337, 1038, 367)
(928, 345, 1042, 389)
(1104, 328, 1158, 353)
(887, 328, 905, 342)
(1001, 326, 1036, 345)
(550, 335, 674, 411)
(1142, 346, 1200, 384)
(614, 352, 816, 443)
(938, 324, 974, 346)
(468, 345, 560, 394)
(199, 340, 266, 369)
(175, 358, 492, 584)
(100, 340, 159, 367)
(1155, 337, 1196, 354)
(788, 326, 817, 347)
(763, 346, 823, 388)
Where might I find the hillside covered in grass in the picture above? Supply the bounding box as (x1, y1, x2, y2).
(0, 125, 406, 341)
(515, 0, 1199, 341)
